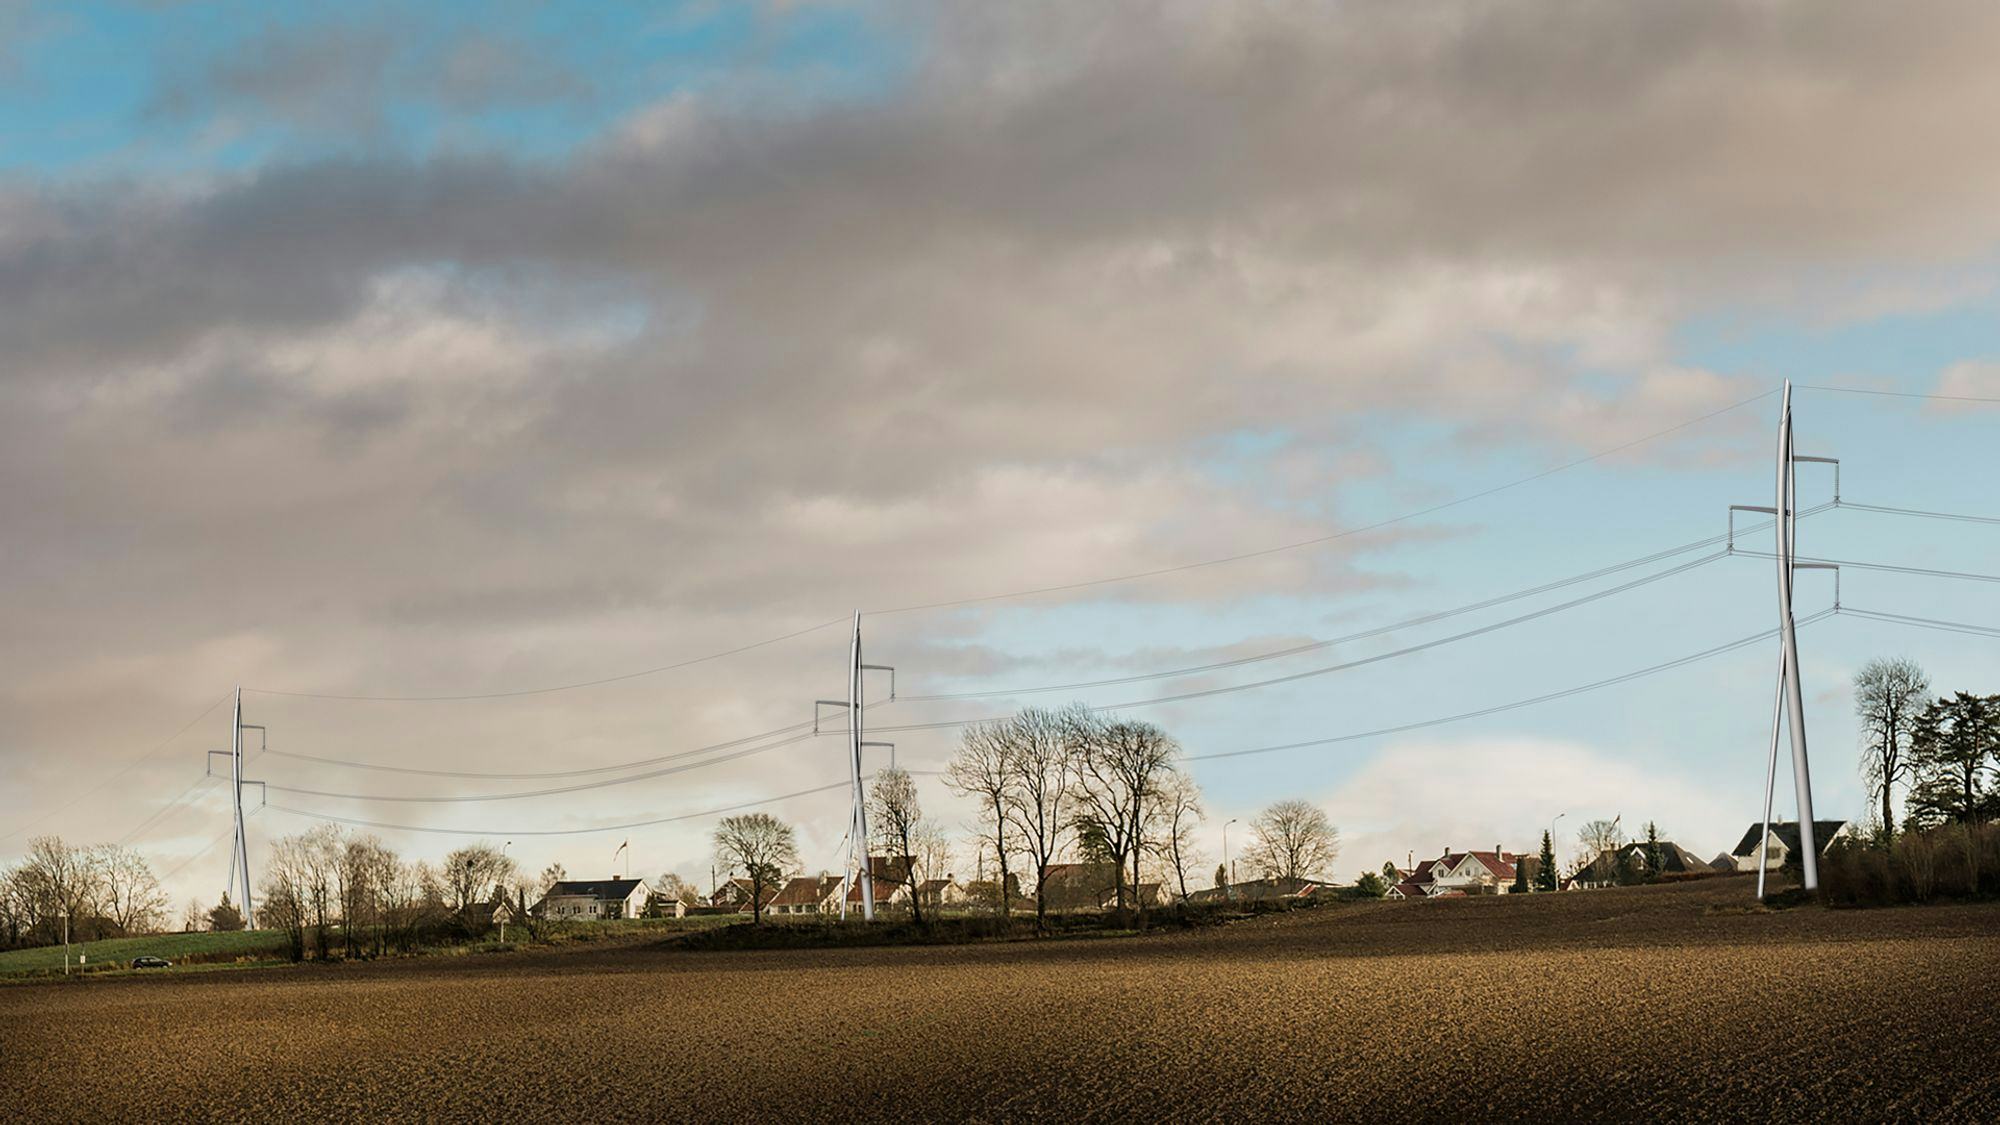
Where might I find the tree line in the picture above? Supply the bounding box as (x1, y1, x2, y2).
(1854, 658, 1999, 835)
(712, 704, 1341, 927)
(0, 836, 170, 951)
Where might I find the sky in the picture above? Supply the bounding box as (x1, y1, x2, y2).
(3, 1, 1999, 911)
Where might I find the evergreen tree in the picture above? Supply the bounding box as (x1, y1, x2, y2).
(1535, 831, 1557, 891)
(1214, 862, 1228, 891)
(1644, 821, 1664, 881)
(1907, 692, 1999, 826)
(208, 894, 245, 932)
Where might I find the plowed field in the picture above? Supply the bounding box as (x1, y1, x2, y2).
(5, 877, 1996, 1122)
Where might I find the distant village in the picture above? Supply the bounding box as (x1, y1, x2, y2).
(527, 816, 1852, 928)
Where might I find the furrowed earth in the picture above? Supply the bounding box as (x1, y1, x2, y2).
(4, 878, 1996, 1122)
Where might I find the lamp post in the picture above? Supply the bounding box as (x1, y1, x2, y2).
(500, 842, 513, 941)
(1222, 818, 1239, 902)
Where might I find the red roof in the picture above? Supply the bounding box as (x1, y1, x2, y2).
(768, 876, 839, 909)
(1399, 848, 1524, 893)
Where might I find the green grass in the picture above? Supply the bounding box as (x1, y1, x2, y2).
(0, 930, 289, 976)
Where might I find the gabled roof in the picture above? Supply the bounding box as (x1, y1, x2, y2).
(1710, 852, 1737, 871)
(1730, 821, 1848, 858)
(1388, 880, 1429, 899)
(545, 877, 648, 901)
(841, 857, 915, 903)
(769, 876, 840, 909)
(1418, 849, 1521, 883)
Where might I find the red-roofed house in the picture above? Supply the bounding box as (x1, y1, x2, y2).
(768, 875, 844, 916)
(1388, 847, 1526, 897)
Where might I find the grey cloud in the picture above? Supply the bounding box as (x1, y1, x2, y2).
(8, 0, 2000, 892)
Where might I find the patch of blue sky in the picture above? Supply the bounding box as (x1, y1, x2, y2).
(0, 0, 916, 175)
(1678, 298, 2000, 385)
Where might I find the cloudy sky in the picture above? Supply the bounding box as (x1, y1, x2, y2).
(4, 1, 1998, 907)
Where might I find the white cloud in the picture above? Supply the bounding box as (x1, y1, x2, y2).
(1310, 736, 1740, 875)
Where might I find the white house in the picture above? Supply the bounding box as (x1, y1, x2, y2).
(1391, 848, 1525, 897)
(539, 877, 652, 921)
(1730, 820, 1850, 872)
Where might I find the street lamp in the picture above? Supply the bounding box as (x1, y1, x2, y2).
(1223, 818, 1240, 902)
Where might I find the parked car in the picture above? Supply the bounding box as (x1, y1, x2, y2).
(130, 956, 172, 969)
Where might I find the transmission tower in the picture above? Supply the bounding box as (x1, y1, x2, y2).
(207, 688, 266, 926)
(815, 614, 895, 921)
(1729, 383, 1838, 896)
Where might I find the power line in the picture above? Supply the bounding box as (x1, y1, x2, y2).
(267, 779, 854, 838)
(869, 550, 1728, 733)
(1732, 551, 2000, 585)
(902, 514, 1812, 702)
(157, 812, 258, 885)
(116, 776, 219, 846)
(1796, 383, 2000, 405)
(1838, 501, 2000, 527)
(1183, 610, 1834, 764)
(266, 718, 821, 780)
(264, 730, 838, 804)
(261, 614, 1845, 838)
(0, 692, 231, 844)
(864, 389, 1776, 615)
(1838, 606, 2000, 639)
(244, 616, 850, 702)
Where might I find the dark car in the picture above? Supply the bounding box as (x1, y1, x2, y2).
(130, 956, 172, 969)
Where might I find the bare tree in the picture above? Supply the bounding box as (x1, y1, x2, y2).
(1244, 800, 1339, 885)
(340, 835, 399, 957)
(1002, 705, 1082, 930)
(299, 825, 343, 959)
(1069, 713, 1179, 911)
(261, 835, 311, 960)
(20, 836, 90, 945)
(1575, 817, 1624, 873)
(712, 813, 799, 925)
(93, 845, 168, 935)
(1150, 770, 1205, 903)
(1854, 657, 1929, 839)
(870, 766, 941, 924)
(946, 719, 1017, 917)
(179, 898, 206, 934)
(647, 873, 703, 914)
(443, 842, 517, 917)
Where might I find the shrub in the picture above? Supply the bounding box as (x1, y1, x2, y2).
(1823, 822, 2000, 906)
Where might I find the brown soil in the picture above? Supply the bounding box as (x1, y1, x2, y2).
(4, 876, 1996, 1122)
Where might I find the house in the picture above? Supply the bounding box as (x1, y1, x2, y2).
(913, 876, 969, 912)
(539, 877, 651, 921)
(1037, 863, 1126, 910)
(1565, 841, 1711, 889)
(460, 896, 514, 930)
(1187, 877, 1333, 904)
(838, 856, 916, 913)
(1389, 847, 1525, 897)
(1103, 881, 1170, 909)
(1730, 820, 1851, 872)
(768, 875, 843, 916)
(710, 878, 755, 908)
(1709, 852, 1737, 873)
